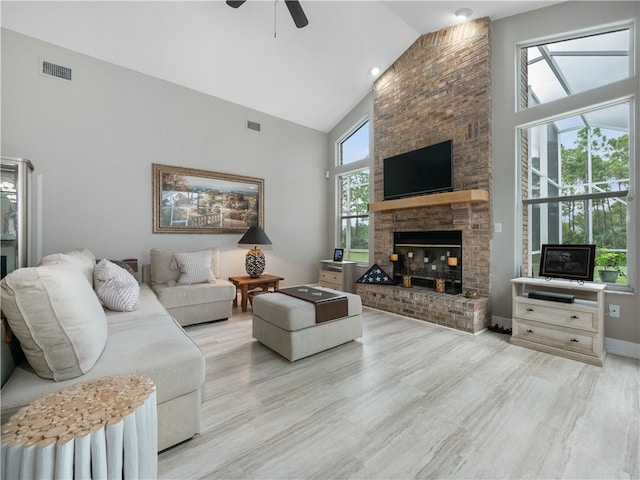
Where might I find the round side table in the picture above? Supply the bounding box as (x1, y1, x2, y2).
(1, 375, 157, 479)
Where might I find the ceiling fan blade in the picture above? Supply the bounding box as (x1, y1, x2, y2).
(284, 1, 308, 28)
(226, 1, 246, 8)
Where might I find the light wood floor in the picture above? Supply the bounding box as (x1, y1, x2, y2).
(158, 307, 639, 479)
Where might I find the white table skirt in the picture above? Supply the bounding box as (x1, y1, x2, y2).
(1, 375, 157, 480)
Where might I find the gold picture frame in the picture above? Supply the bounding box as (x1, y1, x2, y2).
(152, 163, 264, 234)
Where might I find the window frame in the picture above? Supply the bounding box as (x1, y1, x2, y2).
(335, 117, 371, 264)
(515, 24, 636, 293)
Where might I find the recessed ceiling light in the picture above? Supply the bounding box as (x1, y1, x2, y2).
(455, 8, 473, 20)
(370, 66, 381, 76)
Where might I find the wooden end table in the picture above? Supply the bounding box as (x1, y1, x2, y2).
(228, 274, 284, 312)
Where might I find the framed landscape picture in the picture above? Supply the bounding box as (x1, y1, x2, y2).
(539, 244, 596, 282)
(152, 164, 264, 234)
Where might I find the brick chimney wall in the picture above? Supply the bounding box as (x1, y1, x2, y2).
(361, 18, 493, 333)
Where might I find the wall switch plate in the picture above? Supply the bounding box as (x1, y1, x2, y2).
(608, 304, 620, 318)
(494, 223, 502, 233)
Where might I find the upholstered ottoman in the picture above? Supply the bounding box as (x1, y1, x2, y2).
(252, 286, 363, 361)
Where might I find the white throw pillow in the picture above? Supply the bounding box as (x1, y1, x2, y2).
(172, 250, 215, 285)
(94, 259, 140, 312)
(0, 263, 108, 381)
(38, 248, 96, 286)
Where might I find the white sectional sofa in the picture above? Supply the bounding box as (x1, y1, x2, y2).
(0, 248, 207, 451)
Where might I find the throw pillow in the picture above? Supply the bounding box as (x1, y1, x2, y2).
(94, 259, 140, 312)
(356, 263, 394, 284)
(38, 248, 96, 286)
(171, 250, 215, 285)
(0, 263, 108, 381)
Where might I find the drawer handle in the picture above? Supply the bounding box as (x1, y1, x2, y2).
(570, 315, 579, 319)
(526, 329, 533, 333)
(570, 338, 579, 343)
(526, 308, 534, 312)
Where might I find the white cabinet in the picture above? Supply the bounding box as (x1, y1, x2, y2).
(510, 277, 606, 366)
(318, 260, 356, 293)
(1, 157, 35, 278)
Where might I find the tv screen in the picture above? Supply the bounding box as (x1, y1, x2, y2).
(383, 140, 453, 200)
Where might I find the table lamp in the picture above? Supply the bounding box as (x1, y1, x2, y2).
(238, 225, 272, 278)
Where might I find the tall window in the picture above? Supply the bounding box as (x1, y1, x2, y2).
(338, 120, 370, 262)
(519, 27, 633, 290)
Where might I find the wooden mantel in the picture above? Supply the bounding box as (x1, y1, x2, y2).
(368, 189, 489, 213)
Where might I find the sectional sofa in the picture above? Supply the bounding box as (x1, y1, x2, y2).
(0, 247, 232, 451)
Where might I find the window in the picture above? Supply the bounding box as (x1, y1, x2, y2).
(336, 119, 370, 263)
(339, 169, 369, 263)
(521, 28, 631, 109)
(518, 26, 634, 290)
(339, 121, 369, 165)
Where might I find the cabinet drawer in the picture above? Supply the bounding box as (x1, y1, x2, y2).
(513, 319, 598, 356)
(319, 280, 342, 291)
(514, 300, 597, 331)
(320, 270, 342, 284)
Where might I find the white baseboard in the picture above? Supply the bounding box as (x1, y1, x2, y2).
(605, 337, 640, 360)
(493, 316, 639, 360)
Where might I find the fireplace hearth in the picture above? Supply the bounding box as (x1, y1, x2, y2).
(393, 231, 462, 293)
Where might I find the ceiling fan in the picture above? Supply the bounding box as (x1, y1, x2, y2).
(226, 1, 309, 29)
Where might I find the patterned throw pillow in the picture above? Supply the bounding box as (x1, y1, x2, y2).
(94, 259, 140, 312)
(356, 263, 394, 284)
(172, 250, 215, 285)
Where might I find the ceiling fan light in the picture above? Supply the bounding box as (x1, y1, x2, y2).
(370, 66, 381, 76)
(455, 8, 473, 20)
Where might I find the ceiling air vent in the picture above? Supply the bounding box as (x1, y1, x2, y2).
(246, 120, 261, 132)
(42, 60, 72, 81)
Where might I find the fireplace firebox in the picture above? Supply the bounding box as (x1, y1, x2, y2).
(392, 230, 462, 293)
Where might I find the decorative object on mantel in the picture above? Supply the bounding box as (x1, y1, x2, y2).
(238, 225, 272, 278)
(464, 289, 480, 299)
(434, 276, 446, 293)
(356, 264, 394, 285)
(401, 275, 412, 288)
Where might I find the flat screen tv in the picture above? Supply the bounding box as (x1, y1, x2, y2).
(383, 140, 453, 200)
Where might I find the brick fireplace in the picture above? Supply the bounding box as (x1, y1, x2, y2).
(356, 18, 493, 334)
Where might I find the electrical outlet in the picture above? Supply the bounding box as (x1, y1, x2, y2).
(608, 304, 620, 318)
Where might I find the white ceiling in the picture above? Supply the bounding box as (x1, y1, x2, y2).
(1, 1, 562, 132)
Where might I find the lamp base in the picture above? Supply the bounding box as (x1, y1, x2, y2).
(245, 247, 265, 278)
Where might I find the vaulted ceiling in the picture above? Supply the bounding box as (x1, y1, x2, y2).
(1, 1, 562, 132)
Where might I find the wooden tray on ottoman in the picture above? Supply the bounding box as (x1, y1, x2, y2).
(278, 286, 348, 323)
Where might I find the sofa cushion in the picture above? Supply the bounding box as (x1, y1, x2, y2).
(0, 263, 108, 381)
(172, 250, 215, 285)
(94, 259, 140, 312)
(151, 280, 236, 309)
(150, 247, 221, 285)
(38, 248, 96, 286)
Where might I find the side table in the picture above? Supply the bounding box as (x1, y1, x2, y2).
(228, 274, 284, 312)
(1, 375, 157, 479)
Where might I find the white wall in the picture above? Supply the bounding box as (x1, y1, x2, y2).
(492, 1, 640, 346)
(1, 29, 329, 286)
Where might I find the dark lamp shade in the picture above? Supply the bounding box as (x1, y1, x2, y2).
(238, 226, 272, 246)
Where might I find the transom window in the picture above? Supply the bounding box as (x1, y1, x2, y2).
(339, 121, 369, 165)
(521, 28, 631, 109)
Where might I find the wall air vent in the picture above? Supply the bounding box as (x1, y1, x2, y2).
(42, 61, 72, 81)
(247, 120, 261, 132)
